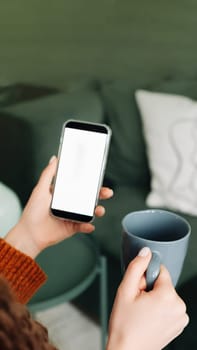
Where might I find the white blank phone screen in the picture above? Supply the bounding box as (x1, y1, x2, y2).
(51, 127, 107, 216)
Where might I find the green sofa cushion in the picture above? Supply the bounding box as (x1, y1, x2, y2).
(101, 77, 197, 188)
(100, 80, 150, 187)
(0, 113, 33, 204)
(3, 89, 103, 184)
(151, 77, 197, 99)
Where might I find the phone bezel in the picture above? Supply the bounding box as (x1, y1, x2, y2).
(50, 119, 111, 223)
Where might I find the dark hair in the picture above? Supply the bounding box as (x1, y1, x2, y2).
(0, 276, 57, 350)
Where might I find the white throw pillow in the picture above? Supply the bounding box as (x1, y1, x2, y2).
(135, 89, 197, 216)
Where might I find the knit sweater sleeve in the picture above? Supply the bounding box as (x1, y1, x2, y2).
(0, 238, 47, 304)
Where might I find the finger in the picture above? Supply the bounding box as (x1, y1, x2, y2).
(152, 265, 173, 291)
(120, 247, 152, 299)
(95, 205, 105, 217)
(99, 187, 114, 200)
(76, 223, 95, 233)
(139, 275, 147, 292)
(37, 156, 58, 190)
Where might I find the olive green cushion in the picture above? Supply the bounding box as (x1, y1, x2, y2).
(0, 113, 34, 204)
(101, 77, 197, 188)
(151, 77, 197, 99)
(100, 80, 150, 187)
(3, 89, 103, 186)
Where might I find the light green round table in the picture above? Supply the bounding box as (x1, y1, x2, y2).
(28, 234, 108, 350)
(0, 182, 22, 236)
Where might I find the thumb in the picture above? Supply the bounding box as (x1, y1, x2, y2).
(120, 247, 152, 299)
(37, 155, 58, 191)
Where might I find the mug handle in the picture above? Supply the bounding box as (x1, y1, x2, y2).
(146, 251, 161, 291)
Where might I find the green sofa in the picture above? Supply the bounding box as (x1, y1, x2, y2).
(0, 78, 197, 348)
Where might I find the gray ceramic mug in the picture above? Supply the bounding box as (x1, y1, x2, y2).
(121, 209, 191, 290)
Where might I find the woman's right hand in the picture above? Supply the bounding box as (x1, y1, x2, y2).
(107, 247, 189, 350)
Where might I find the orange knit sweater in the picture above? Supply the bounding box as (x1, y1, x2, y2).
(0, 238, 47, 304)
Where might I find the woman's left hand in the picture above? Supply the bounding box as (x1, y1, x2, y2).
(5, 156, 113, 258)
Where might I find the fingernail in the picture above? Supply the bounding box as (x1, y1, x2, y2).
(110, 189, 114, 196)
(99, 206, 105, 215)
(138, 247, 151, 257)
(49, 155, 56, 164)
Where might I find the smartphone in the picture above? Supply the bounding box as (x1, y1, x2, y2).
(50, 119, 111, 223)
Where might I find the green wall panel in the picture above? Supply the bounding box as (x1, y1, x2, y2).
(0, 0, 197, 87)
